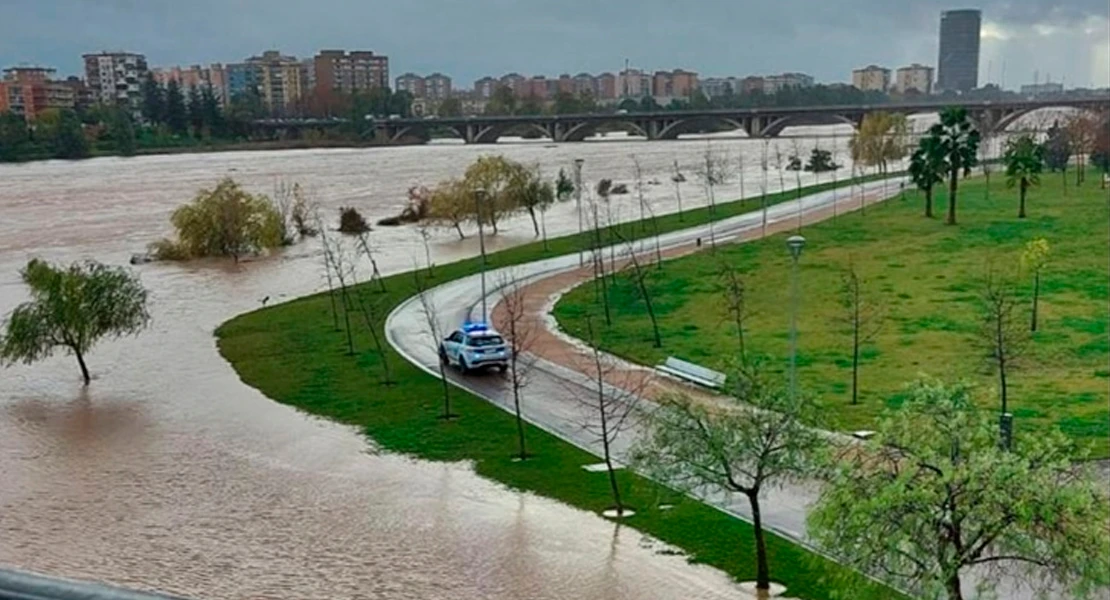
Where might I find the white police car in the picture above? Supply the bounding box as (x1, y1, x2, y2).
(439, 322, 510, 374)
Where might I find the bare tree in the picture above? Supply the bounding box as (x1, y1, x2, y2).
(737, 147, 747, 205)
(792, 138, 804, 232)
(350, 270, 394, 385)
(760, 139, 770, 236)
(1066, 114, 1097, 186)
(698, 142, 730, 251)
(830, 132, 840, 219)
(631, 370, 824, 593)
(840, 260, 883, 405)
(671, 160, 686, 222)
(356, 231, 387, 293)
(315, 211, 340, 332)
(499, 271, 538, 460)
(578, 314, 645, 518)
(632, 155, 663, 268)
(413, 267, 455, 419)
(611, 227, 662, 348)
(416, 220, 435, 278)
(321, 231, 355, 355)
(718, 261, 750, 365)
(977, 268, 1028, 415)
(587, 192, 613, 326)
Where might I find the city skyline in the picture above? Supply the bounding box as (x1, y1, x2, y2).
(2, 1, 1107, 90)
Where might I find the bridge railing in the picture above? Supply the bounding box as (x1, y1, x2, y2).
(0, 567, 191, 600)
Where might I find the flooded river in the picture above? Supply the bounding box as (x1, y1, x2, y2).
(1, 128, 911, 599)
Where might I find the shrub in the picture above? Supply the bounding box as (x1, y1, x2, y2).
(339, 206, 370, 234)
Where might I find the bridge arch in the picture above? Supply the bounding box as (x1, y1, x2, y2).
(560, 120, 649, 142)
(992, 105, 1108, 133)
(657, 117, 745, 140)
(758, 113, 861, 138)
(472, 122, 553, 144)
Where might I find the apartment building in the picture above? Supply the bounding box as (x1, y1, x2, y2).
(762, 72, 814, 94)
(894, 64, 934, 94)
(473, 76, 498, 99)
(227, 51, 305, 115)
(313, 50, 389, 97)
(651, 69, 698, 99)
(83, 51, 147, 113)
(618, 68, 651, 97)
(395, 73, 426, 97)
(151, 64, 229, 105)
(852, 65, 891, 92)
(499, 73, 527, 96)
(424, 73, 452, 102)
(0, 66, 76, 121)
(595, 73, 617, 100)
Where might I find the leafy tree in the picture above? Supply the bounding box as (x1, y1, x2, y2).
(930, 107, 980, 225)
(1043, 120, 1071, 171)
(617, 98, 639, 113)
(436, 96, 463, 117)
(632, 371, 825, 593)
(199, 85, 226, 138)
(1, 259, 150, 385)
(186, 85, 205, 137)
(514, 168, 555, 242)
(40, 109, 89, 159)
(426, 178, 473, 239)
(338, 206, 370, 234)
(485, 85, 518, 115)
(638, 95, 660, 112)
(808, 379, 1110, 600)
(1090, 120, 1110, 187)
(555, 168, 574, 201)
(909, 135, 946, 218)
(105, 106, 136, 156)
(152, 177, 285, 261)
(552, 90, 580, 115)
(0, 111, 31, 161)
(164, 80, 189, 136)
(1021, 238, 1050, 332)
(518, 95, 544, 116)
(463, 155, 527, 234)
(849, 112, 908, 178)
(1003, 134, 1045, 219)
(140, 72, 165, 125)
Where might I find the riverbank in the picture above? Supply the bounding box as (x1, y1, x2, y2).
(553, 175, 1110, 458)
(216, 176, 905, 600)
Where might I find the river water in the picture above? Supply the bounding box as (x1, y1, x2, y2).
(0, 126, 930, 599)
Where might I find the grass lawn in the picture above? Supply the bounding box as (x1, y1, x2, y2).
(554, 173, 1110, 458)
(216, 176, 903, 600)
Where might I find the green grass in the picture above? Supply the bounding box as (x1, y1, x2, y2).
(217, 176, 904, 600)
(554, 175, 1110, 458)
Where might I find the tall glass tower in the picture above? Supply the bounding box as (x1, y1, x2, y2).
(937, 9, 982, 93)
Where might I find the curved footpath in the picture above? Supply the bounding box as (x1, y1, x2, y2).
(386, 178, 1087, 600)
(386, 179, 904, 545)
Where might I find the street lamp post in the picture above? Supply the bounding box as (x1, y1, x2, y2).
(475, 188, 489, 321)
(786, 235, 806, 400)
(574, 158, 585, 267)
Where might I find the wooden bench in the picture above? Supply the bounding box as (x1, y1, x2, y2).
(657, 357, 727, 389)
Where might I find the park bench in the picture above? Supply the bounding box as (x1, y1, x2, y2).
(657, 357, 727, 389)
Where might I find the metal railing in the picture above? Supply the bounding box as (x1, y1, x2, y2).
(0, 568, 190, 600)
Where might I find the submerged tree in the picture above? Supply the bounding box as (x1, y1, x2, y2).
(1, 259, 150, 385)
(152, 178, 285, 261)
(808, 379, 1110, 600)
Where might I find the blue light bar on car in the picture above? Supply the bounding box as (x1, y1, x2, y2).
(462, 322, 489, 333)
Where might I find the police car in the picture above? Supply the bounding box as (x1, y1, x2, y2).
(439, 322, 510, 374)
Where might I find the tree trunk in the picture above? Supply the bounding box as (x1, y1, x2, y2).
(851, 302, 860, 405)
(998, 340, 1008, 415)
(1031, 272, 1040, 332)
(925, 185, 934, 218)
(946, 573, 965, 600)
(748, 492, 771, 591)
(454, 222, 465, 240)
(604, 446, 623, 516)
(1062, 164, 1068, 196)
(437, 360, 453, 419)
(74, 348, 91, 386)
(1018, 179, 1027, 219)
(527, 206, 539, 237)
(540, 209, 549, 251)
(1077, 157, 1083, 186)
(946, 166, 959, 225)
(512, 374, 528, 460)
(640, 277, 662, 348)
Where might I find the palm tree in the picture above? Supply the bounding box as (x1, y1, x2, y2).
(1004, 134, 1046, 219)
(909, 136, 947, 218)
(929, 107, 981, 225)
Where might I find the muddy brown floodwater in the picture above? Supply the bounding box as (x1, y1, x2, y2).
(0, 130, 909, 599)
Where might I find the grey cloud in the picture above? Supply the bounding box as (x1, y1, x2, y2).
(0, 0, 1105, 87)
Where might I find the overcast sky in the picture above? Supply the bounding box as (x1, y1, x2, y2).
(2, 0, 1107, 89)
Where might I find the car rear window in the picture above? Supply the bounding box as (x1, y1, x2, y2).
(468, 335, 504, 347)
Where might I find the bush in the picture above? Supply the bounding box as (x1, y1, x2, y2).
(377, 186, 431, 227)
(151, 177, 285, 262)
(339, 206, 370, 234)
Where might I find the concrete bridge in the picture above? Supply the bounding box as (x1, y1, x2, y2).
(255, 97, 1109, 144)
